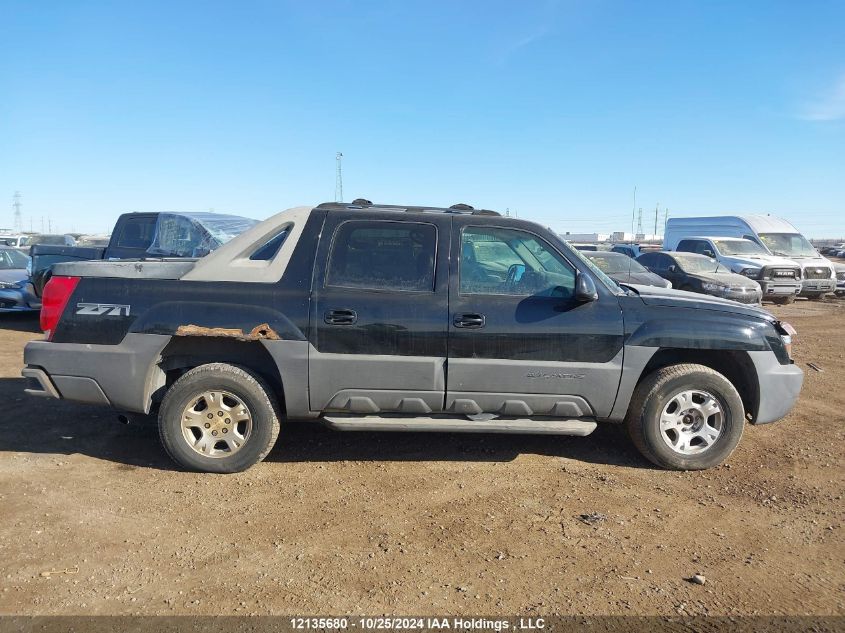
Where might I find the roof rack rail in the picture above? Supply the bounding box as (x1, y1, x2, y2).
(471, 209, 500, 216)
(449, 203, 474, 210)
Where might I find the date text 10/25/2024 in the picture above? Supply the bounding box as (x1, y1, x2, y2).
(290, 617, 546, 631)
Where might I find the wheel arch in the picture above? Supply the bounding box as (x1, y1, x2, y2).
(154, 337, 286, 415)
(635, 348, 760, 423)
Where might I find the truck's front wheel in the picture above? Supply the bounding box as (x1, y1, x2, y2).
(626, 364, 744, 470)
(158, 363, 280, 473)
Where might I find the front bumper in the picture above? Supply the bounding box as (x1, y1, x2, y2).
(748, 351, 804, 424)
(0, 285, 40, 312)
(800, 278, 835, 295)
(758, 279, 801, 297)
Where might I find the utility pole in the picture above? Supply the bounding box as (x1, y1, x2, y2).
(631, 186, 637, 238)
(654, 204, 659, 237)
(335, 152, 343, 202)
(12, 192, 22, 232)
(663, 208, 669, 234)
(636, 208, 643, 236)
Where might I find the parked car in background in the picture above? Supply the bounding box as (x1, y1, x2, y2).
(818, 244, 844, 256)
(29, 211, 258, 296)
(0, 246, 38, 312)
(610, 243, 661, 259)
(673, 236, 801, 304)
(28, 234, 77, 247)
(0, 234, 32, 249)
(584, 250, 671, 288)
(76, 235, 111, 247)
(665, 216, 835, 299)
(637, 251, 763, 304)
(835, 263, 845, 297)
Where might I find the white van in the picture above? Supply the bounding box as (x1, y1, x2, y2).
(0, 234, 31, 249)
(664, 215, 836, 298)
(671, 236, 801, 304)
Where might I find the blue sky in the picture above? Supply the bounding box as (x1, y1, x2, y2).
(1, 0, 844, 237)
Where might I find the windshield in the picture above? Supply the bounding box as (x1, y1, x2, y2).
(566, 245, 623, 293)
(0, 249, 29, 269)
(758, 233, 817, 257)
(587, 253, 648, 274)
(674, 254, 729, 274)
(714, 239, 767, 256)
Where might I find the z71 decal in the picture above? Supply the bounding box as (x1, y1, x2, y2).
(76, 303, 131, 317)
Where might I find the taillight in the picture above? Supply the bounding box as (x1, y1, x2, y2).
(40, 276, 81, 340)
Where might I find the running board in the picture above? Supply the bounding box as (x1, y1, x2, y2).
(321, 415, 597, 436)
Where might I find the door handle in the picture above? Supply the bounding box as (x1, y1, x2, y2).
(324, 309, 358, 325)
(453, 313, 486, 329)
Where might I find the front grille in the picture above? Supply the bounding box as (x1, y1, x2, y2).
(837, 272, 845, 281)
(763, 266, 799, 280)
(804, 267, 832, 280)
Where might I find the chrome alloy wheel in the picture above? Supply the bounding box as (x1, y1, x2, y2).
(181, 391, 253, 458)
(659, 389, 724, 455)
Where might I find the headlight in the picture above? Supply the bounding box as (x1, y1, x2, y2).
(739, 267, 761, 279)
(779, 322, 797, 360)
(702, 282, 729, 293)
(0, 281, 23, 290)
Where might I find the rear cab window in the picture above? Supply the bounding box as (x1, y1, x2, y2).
(327, 221, 437, 292)
(113, 216, 157, 251)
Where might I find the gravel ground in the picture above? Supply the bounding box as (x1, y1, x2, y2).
(0, 300, 843, 616)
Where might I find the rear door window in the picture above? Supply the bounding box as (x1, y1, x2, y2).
(327, 221, 437, 292)
(114, 216, 157, 250)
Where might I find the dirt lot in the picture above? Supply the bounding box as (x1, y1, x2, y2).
(0, 300, 843, 617)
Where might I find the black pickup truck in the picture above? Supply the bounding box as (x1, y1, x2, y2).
(29, 211, 257, 296)
(22, 201, 804, 473)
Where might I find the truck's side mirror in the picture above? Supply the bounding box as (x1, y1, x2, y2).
(703, 249, 715, 258)
(575, 272, 598, 302)
(668, 264, 677, 273)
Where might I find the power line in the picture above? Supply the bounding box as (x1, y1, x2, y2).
(12, 191, 22, 232)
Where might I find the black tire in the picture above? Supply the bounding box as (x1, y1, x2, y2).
(770, 295, 796, 305)
(805, 292, 826, 301)
(158, 363, 280, 473)
(625, 363, 745, 470)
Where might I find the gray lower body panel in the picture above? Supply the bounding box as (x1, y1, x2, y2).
(308, 351, 446, 413)
(260, 339, 314, 418)
(446, 351, 624, 418)
(445, 392, 591, 417)
(606, 345, 659, 422)
(23, 334, 171, 413)
(748, 351, 804, 424)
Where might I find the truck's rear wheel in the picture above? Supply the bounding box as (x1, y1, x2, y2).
(626, 364, 744, 470)
(158, 363, 280, 473)
(770, 295, 795, 305)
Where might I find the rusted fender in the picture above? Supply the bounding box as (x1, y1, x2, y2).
(175, 323, 281, 341)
